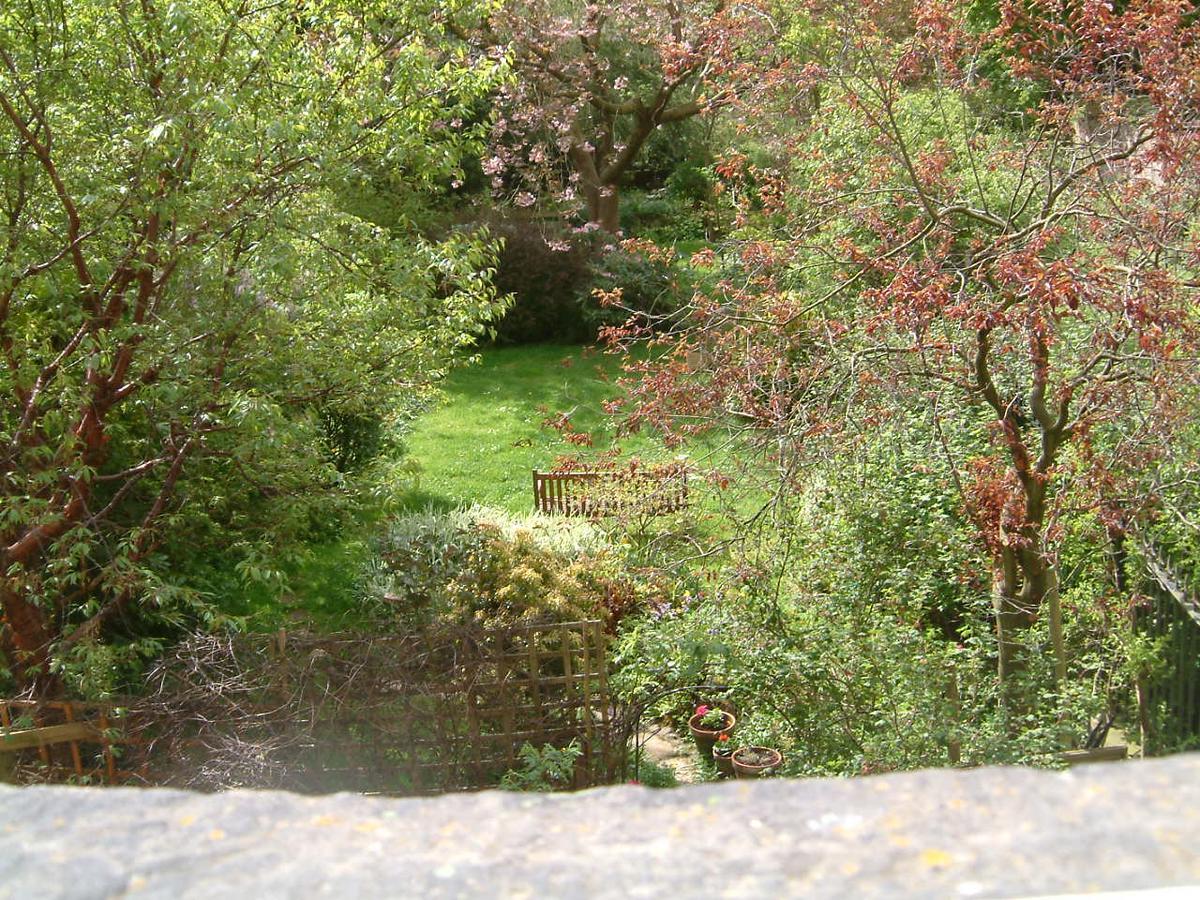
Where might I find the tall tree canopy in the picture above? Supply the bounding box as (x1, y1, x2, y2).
(0, 0, 506, 694)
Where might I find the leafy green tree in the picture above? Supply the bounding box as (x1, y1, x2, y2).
(0, 0, 506, 694)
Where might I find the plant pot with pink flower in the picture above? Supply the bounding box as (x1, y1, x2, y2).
(732, 746, 781, 779)
(688, 705, 735, 757)
(711, 732, 735, 777)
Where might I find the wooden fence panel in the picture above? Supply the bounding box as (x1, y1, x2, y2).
(0, 700, 133, 785)
(1138, 540, 1200, 754)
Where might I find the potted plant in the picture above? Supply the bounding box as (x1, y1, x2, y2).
(731, 746, 782, 779)
(711, 732, 735, 777)
(688, 704, 735, 757)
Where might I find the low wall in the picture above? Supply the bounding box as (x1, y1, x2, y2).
(2, 756, 1199, 898)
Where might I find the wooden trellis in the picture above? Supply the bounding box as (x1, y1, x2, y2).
(2, 621, 620, 794)
(134, 619, 620, 795)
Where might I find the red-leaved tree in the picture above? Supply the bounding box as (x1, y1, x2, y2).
(608, 0, 1200, 690)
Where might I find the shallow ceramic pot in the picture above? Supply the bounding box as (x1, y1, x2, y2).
(732, 746, 782, 779)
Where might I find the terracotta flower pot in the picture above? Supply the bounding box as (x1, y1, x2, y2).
(688, 711, 735, 757)
(732, 746, 782, 779)
(712, 746, 735, 777)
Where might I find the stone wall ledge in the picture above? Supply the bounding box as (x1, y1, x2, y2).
(2, 755, 1199, 899)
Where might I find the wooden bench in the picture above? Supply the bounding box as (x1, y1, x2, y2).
(532, 467, 688, 517)
(1059, 745, 1129, 766)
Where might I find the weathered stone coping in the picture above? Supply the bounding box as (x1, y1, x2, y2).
(2, 756, 1199, 898)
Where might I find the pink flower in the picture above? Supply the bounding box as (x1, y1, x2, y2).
(695, 704, 710, 716)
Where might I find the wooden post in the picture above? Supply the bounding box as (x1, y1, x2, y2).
(97, 709, 117, 783)
(579, 622, 594, 783)
(0, 702, 13, 783)
(946, 666, 962, 766)
(62, 702, 85, 779)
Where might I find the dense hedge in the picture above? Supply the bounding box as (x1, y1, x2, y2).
(487, 215, 685, 345)
(490, 217, 596, 344)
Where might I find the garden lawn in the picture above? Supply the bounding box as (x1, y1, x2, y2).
(401, 344, 684, 512)
(250, 343, 763, 631)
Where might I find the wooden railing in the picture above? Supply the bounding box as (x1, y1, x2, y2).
(0, 700, 128, 785)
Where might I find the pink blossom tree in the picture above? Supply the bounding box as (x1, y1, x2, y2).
(448, 0, 775, 231)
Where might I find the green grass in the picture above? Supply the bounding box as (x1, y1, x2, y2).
(255, 341, 760, 631)
(211, 526, 382, 633)
(401, 344, 687, 512)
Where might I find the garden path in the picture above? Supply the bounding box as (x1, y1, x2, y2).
(638, 727, 703, 784)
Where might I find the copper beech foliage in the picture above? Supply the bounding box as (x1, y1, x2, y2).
(608, 0, 1200, 683)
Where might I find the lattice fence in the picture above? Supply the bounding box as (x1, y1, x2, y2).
(130, 619, 621, 794)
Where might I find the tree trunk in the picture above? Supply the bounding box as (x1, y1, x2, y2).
(569, 143, 622, 232)
(992, 533, 1065, 704)
(1044, 562, 1067, 686)
(992, 547, 1029, 690)
(1109, 526, 1150, 754)
(0, 582, 58, 696)
(1107, 525, 1129, 595)
(592, 183, 620, 233)
(578, 173, 621, 232)
(946, 664, 962, 765)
